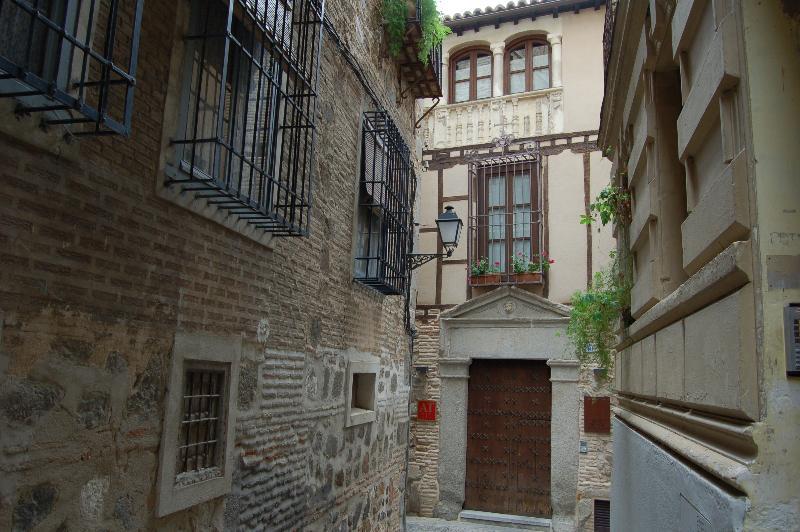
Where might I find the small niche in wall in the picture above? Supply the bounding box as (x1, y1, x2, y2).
(346, 360, 378, 427)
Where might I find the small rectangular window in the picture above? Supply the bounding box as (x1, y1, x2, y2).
(156, 333, 241, 517)
(353, 111, 414, 295)
(345, 360, 379, 427)
(177, 366, 226, 478)
(594, 499, 611, 532)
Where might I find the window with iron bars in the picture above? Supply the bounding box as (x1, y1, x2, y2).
(353, 111, 415, 295)
(165, 0, 324, 236)
(468, 151, 543, 285)
(177, 366, 226, 480)
(0, 0, 143, 136)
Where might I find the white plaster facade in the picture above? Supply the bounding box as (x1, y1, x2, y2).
(408, 2, 615, 530)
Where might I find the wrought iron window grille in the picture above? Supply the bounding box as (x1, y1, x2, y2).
(354, 110, 415, 296)
(467, 145, 543, 285)
(178, 366, 226, 478)
(165, 0, 325, 237)
(0, 0, 143, 136)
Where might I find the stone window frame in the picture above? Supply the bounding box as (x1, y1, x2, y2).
(345, 359, 379, 427)
(156, 332, 241, 517)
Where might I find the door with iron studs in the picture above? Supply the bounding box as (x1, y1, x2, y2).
(465, 359, 552, 517)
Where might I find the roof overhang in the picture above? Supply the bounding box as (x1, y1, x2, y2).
(445, 0, 605, 34)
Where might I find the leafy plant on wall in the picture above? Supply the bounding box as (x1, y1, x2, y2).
(566, 252, 630, 378)
(383, 0, 451, 65)
(568, 178, 633, 377)
(579, 183, 630, 227)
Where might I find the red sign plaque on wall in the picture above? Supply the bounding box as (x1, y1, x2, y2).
(584, 396, 611, 433)
(417, 400, 437, 421)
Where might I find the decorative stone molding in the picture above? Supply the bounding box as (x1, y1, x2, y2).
(422, 88, 564, 149)
(434, 287, 580, 526)
(490, 42, 505, 98)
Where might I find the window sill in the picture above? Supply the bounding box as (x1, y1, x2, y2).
(157, 165, 275, 249)
(347, 407, 376, 427)
(444, 86, 562, 108)
(469, 272, 544, 286)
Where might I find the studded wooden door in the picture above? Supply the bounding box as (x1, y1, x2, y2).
(465, 359, 552, 517)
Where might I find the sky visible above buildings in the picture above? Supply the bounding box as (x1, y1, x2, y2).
(437, 0, 481, 16)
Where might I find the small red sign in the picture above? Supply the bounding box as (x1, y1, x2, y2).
(417, 400, 437, 421)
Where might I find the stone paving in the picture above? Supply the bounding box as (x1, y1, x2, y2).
(406, 516, 532, 531)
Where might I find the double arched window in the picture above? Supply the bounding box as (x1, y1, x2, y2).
(505, 38, 550, 94)
(449, 47, 492, 103)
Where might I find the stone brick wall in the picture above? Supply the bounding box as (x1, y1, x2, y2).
(575, 368, 613, 531)
(0, 0, 417, 530)
(406, 309, 443, 516)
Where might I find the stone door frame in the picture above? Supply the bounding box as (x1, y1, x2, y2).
(433, 287, 580, 531)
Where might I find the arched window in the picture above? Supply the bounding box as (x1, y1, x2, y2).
(449, 48, 492, 103)
(505, 38, 550, 94)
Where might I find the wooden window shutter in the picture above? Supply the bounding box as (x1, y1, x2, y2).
(584, 396, 611, 433)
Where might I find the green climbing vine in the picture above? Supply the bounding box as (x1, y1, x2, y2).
(568, 177, 633, 377)
(579, 183, 630, 227)
(566, 252, 631, 378)
(383, 0, 451, 65)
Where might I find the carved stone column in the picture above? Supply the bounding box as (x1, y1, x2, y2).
(548, 34, 563, 87)
(441, 52, 449, 103)
(490, 42, 505, 97)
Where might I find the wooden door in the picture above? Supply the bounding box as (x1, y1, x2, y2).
(465, 359, 552, 517)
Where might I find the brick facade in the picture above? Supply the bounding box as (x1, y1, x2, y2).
(0, 1, 418, 530)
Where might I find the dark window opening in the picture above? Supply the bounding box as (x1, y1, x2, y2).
(594, 499, 611, 532)
(0, 0, 144, 136)
(354, 111, 414, 295)
(177, 366, 227, 476)
(351, 372, 376, 412)
(166, 0, 325, 236)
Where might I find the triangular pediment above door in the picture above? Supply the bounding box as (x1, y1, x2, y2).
(441, 286, 570, 321)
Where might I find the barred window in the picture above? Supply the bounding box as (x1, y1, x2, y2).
(156, 333, 241, 517)
(468, 152, 543, 284)
(353, 111, 414, 295)
(177, 366, 226, 479)
(0, 0, 143, 136)
(166, 0, 324, 236)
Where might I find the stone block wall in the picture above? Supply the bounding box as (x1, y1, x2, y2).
(0, 0, 417, 530)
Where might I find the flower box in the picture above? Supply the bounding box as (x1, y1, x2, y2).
(470, 274, 502, 286)
(512, 272, 543, 284)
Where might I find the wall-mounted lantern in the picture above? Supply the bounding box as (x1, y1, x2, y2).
(407, 206, 463, 270)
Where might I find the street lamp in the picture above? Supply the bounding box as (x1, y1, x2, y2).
(408, 205, 464, 270)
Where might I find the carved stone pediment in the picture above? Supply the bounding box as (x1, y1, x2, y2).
(441, 286, 570, 322)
